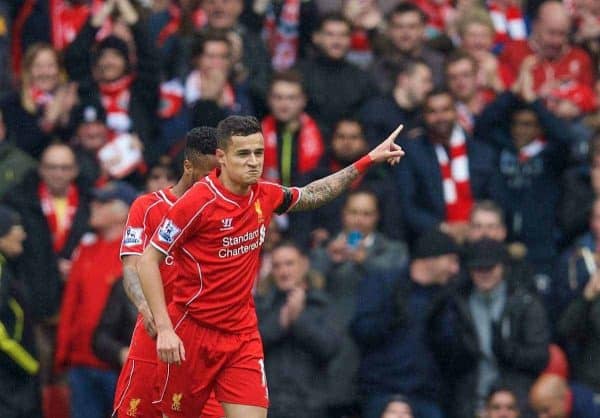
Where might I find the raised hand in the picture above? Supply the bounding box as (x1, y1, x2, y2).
(367, 124, 405, 166)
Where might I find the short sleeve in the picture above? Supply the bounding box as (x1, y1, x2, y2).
(120, 196, 149, 257)
(271, 185, 302, 214)
(150, 188, 213, 255)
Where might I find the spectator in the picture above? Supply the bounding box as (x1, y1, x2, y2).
(199, 0, 272, 111)
(396, 89, 502, 244)
(261, 70, 324, 186)
(467, 201, 536, 293)
(256, 241, 339, 418)
(557, 243, 600, 393)
(529, 374, 600, 418)
(3, 143, 91, 395)
(311, 189, 408, 417)
(380, 395, 414, 418)
(144, 161, 178, 193)
(500, 1, 594, 93)
(486, 385, 521, 418)
(297, 13, 377, 137)
(370, 3, 445, 93)
(54, 181, 136, 418)
(446, 50, 496, 135)
(0, 205, 42, 418)
(559, 134, 600, 243)
(0, 109, 37, 200)
(572, 0, 600, 76)
(92, 279, 137, 371)
(360, 60, 432, 146)
(351, 228, 460, 418)
(0, 43, 78, 158)
(474, 57, 575, 285)
(186, 29, 255, 126)
(64, 0, 161, 164)
(240, 0, 319, 70)
(342, 0, 383, 69)
(428, 239, 550, 418)
(300, 118, 405, 243)
(455, 8, 507, 93)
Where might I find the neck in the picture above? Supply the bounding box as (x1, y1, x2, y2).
(281, 118, 301, 133)
(99, 224, 125, 241)
(219, 171, 251, 196)
(171, 178, 190, 198)
(46, 185, 70, 198)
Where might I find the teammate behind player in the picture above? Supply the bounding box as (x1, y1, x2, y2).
(138, 116, 404, 418)
(113, 127, 224, 418)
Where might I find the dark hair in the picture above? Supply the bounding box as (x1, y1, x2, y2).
(332, 117, 364, 135)
(485, 384, 518, 406)
(190, 29, 231, 60)
(184, 127, 218, 160)
(424, 87, 454, 106)
(445, 49, 478, 73)
(316, 12, 351, 32)
(389, 3, 428, 23)
(269, 69, 305, 93)
(216, 116, 262, 149)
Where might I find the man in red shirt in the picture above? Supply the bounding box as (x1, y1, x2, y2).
(55, 180, 137, 418)
(138, 116, 404, 418)
(500, 1, 594, 93)
(113, 127, 224, 418)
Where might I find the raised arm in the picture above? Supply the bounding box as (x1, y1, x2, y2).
(291, 125, 405, 211)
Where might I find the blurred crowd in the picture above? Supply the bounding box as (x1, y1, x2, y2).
(1, 0, 600, 417)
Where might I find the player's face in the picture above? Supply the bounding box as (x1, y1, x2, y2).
(0, 225, 27, 258)
(218, 133, 264, 187)
(487, 391, 520, 418)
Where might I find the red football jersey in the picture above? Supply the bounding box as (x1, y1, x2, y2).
(151, 169, 301, 333)
(119, 187, 177, 362)
(500, 40, 594, 90)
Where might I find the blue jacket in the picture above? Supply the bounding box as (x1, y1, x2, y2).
(395, 130, 503, 239)
(350, 268, 442, 399)
(474, 92, 575, 265)
(571, 382, 600, 418)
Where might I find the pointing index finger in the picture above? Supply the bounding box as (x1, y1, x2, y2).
(386, 124, 404, 143)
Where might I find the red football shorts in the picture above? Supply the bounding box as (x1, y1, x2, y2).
(113, 320, 225, 418)
(153, 306, 269, 417)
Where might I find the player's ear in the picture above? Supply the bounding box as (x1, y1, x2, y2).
(216, 148, 226, 165)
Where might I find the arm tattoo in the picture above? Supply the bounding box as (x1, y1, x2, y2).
(291, 164, 360, 211)
(123, 264, 148, 310)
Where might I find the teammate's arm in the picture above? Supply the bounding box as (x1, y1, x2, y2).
(291, 125, 405, 212)
(122, 255, 156, 337)
(138, 246, 185, 364)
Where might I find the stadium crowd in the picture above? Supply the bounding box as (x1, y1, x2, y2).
(0, 0, 600, 417)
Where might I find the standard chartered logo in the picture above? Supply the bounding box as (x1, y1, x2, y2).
(218, 224, 267, 258)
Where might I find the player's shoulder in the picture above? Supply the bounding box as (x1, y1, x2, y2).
(130, 191, 163, 212)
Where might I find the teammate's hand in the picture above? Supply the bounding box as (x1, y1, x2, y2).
(139, 303, 157, 338)
(367, 124, 405, 166)
(157, 328, 186, 365)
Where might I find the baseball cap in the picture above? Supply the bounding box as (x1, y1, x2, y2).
(413, 228, 459, 259)
(465, 239, 506, 269)
(93, 181, 138, 206)
(0, 205, 22, 238)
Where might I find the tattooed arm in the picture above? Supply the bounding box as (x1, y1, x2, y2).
(122, 255, 157, 337)
(291, 125, 405, 212)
